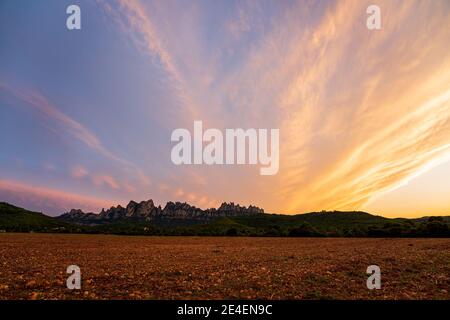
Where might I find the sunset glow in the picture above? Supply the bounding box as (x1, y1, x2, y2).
(1, 0, 449, 217)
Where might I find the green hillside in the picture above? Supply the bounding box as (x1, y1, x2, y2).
(181, 212, 394, 237)
(0, 202, 73, 232)
(166, 212, 450, 237)
(0, 202, 449, 237)
(231, 211, 389, 230)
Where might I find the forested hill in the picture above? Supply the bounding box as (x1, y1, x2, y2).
(1, 201, 449, 237)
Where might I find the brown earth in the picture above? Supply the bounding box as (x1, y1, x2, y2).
(0, 233, 449, 300)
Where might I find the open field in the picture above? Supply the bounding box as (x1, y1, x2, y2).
(0, 233, 449, 300)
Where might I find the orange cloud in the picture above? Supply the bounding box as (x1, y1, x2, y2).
(274, 1, 450, 214)
(211, 0, 450, 216)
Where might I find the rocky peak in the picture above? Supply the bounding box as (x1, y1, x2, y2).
(217, 202, 264, 216)
(128, 199, 158, 217)
(58, 198, 264, 224)
(68, 209, 84, 215)
(59, 208, 96, 221)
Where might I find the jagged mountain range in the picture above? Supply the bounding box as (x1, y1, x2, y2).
(58, 200, 264, 225)
(1, 201, 449, 237)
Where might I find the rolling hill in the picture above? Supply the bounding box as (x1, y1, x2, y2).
(0, 202, 72, 232)
(0, 200, 449, 237)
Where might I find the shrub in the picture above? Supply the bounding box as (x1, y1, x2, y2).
(226, 228, 238, 236)
(288, 223, 322, 237)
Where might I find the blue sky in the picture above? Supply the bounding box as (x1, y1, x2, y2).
(1, 0, 450, 217)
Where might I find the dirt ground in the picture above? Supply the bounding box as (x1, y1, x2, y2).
(0, 233, 449, 300)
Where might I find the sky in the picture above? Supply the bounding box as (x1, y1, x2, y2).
(0, 0, 450, 218)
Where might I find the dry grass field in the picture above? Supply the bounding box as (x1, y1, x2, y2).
(0, 233, 449, 300)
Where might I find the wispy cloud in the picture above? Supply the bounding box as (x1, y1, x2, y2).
(97, 0, 201, 122)
(0, 82, 151, 188)
(0, 179, 117, 215)
(2, 0, 450, 216)
(93, 174, 120, 190)
(269, 0, 450, 213)
(71, 165, 88, 179)
(185, 0, 450, 214)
